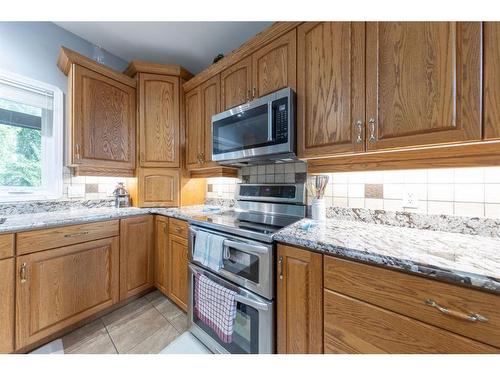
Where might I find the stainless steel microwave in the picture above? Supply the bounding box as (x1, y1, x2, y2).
(211, 87, 295, 164)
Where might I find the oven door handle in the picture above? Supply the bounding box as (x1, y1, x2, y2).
(223, 239, 269, 254)
(234, 295, 269, 311)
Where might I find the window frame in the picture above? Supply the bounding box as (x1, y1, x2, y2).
(0, 69, 63, 201)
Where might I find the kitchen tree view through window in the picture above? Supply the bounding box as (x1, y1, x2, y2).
(0, 71, 62, 200)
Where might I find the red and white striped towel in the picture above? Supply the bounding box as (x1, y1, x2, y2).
(194, 272, 237, 343)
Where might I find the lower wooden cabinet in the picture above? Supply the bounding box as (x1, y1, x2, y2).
(0, 258, 14, 353)
(154, 216, 170, 295)
(168, 230, 189, 311)
(324, 289, 497, 354)
(277, 244, 323, 354)
(120, 216, 154, 300)
(15, 237, 120, 350)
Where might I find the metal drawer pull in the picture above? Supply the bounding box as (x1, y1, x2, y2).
(355, 120, 363, 143)
(223, 239, 268, 254)
(64, 231, 89, 238)
(425, 299, 489, 322)
(234, 295, 269, 311)
(278, 256, 283, 280)
(20, 263, 27, 283)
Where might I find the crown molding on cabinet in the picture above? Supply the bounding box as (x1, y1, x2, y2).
(123, 60, 193, 80)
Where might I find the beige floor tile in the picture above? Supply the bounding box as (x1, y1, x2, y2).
(107, 304, 171, 353)
(62, 320, 117, 354)
(126, 322, 180, 354)
(102, 297, 151, 331)
(149, 293, 184, 321)
(170, 313, 188, 333)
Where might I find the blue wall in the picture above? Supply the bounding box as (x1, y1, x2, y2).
(0, 22, 128, 95)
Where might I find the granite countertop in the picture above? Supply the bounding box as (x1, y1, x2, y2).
(274, 218, 500, 294)
(0, 205, 228, 233)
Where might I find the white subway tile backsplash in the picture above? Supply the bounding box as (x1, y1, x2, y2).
(454, 167, 484, 183)
(274, 164, 284, 173)
(331, 172, 349, 184)
(347, 172, 365, 184)
(383, 184, 404, 200)
(427, 168, 454, 183)
(284, 173, 295, 183)
(485, 184, 500, 203)
(274, 174, 284, 183)
(454, 202, 484, 217)
(265, 164, 275, 174)
(257, 165, 266, 175)
(332, 184, 348, 197)
(454, 184, 484, 202)
(332, 197, 348, 207)
(348, 184, 364, 198)
(348, 198, 365, 208)
(428, 201, 454, 215)
(284, 163, 295, 173)
(295, 162, 307, 173)
(364, 171, 384, 184)
(403, 169, 427, 184)
(428, 184, 454, 201)
(365, 198, 383, 210)
(485, 203, 500, 218)
(383, 199, 403, 212)
(484, 167, 500, 183)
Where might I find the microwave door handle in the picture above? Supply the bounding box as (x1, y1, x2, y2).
(267, 102, 273, 142)
(223, 239, 268, 254)
(234, 295, 269, 311)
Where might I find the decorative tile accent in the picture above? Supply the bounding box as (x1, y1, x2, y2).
(365, 184, 383, 199)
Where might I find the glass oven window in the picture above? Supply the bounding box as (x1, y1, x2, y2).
(213, 104, 273, 154)
(222, 248, 259, 284)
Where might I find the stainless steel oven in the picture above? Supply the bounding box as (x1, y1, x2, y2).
(188, 263, 274, 354)
(211, 87, 295, 164)
(188, 225, 274, 299)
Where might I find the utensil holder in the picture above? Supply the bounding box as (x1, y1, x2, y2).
(311, 198, 326, 221)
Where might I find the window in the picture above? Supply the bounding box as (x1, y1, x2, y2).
(0, 70, 63, 200)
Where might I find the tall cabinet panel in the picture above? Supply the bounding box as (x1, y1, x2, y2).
(201, 75, 220, 168)
(138, 73, 179, 168)
(366, 22, 481, 150)
(297, 22, 366, 158)
(185, 87, 203, 169)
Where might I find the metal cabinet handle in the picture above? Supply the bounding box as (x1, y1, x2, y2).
(140, 151, 145, 163)
(200, 152, 205, 163)
(355, 120, 363, 143)
(252, 87, 256, 99)
(246, 90, 251, 102)
(75, 143, 81, 160)
(64, 231, 89, 238)
(223, 239, 269, 254)
(278, 256, 283, 280)
(20, 262, 27, 283)
(368, 118, 376, 142)
(425, 299, 489, 322)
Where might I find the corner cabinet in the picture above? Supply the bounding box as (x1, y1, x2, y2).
(154, 215, 170, 296)
(277, 244, 323, 354)
(58, 47, 136, 177)
(119, 216, 154, 300)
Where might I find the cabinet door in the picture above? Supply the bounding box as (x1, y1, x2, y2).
(16, 237, 119, 350)
(185, 87, 203, 169)
(71, 64, 136, 173)
(297, 22, 366, 158)
(120, 216, 154, 300)
(484, 22, 500, 140)
(277, 244, 323, 354)
(137, 168, 179, 207)
(220, 56, 252, 110)
(138, 73, 179, 168)
(252, 29, 297, 98)
(366, 22, 481, 150)
(201, 75, 220, 168)
(324, 289, 497, 354)
(155, 216, 169, 296)
(168, 234, 188, 311)
(0, 258, 14, 353)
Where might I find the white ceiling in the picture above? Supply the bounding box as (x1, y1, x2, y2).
(54, 22, 273, 74)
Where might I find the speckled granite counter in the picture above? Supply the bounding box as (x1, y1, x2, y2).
(0, 205, 227, 233)
(274, 219, 500, 294)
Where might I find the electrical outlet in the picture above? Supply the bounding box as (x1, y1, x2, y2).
(402, 188, 419, 209)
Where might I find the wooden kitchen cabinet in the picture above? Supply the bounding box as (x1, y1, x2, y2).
(0, 258, 14, 353)
(484, 22, 500, 140)
(120, 216, 154, 300)
(277, 244, 323, 354)
(16, 237, 120, 350)
(155, 216, 169, 296)
(252, 29, 296, 98)
(365, 22, 481, 150)
(221, 56, 252, 110)
(137, 73, 180, 168)
(168, 218, 189, 311)
(186, 75, 220, 170)
(297, 22, 365, 158)
(137, 168, 179, 207)
(58, 47, 136, 177)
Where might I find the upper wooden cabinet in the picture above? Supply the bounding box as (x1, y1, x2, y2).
(277, 244, 323, 354)
(297, 22, 365, 158)
(221, 56, 252, 110)
(16, 237, 120, 350)
(365, 22, 481, 150)
(186, 75, 220, 170)
(138, 73, 180, 168)
(484, 22, 500, 140)
(119, 216, 154, 300)
(252, 29, 297, 98)
(0, 258, 14, 353)
(58, 47, 136, 177)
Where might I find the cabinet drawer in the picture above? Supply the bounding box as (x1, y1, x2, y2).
(324, 289, 498, 353)
(168, 218, 188, 238)
(16, 220, 119, 255)
(0, 234, 14, 259)
(324, 256, 500, 348)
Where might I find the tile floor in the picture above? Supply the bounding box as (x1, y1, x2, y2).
(31, 290, 188, 354)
